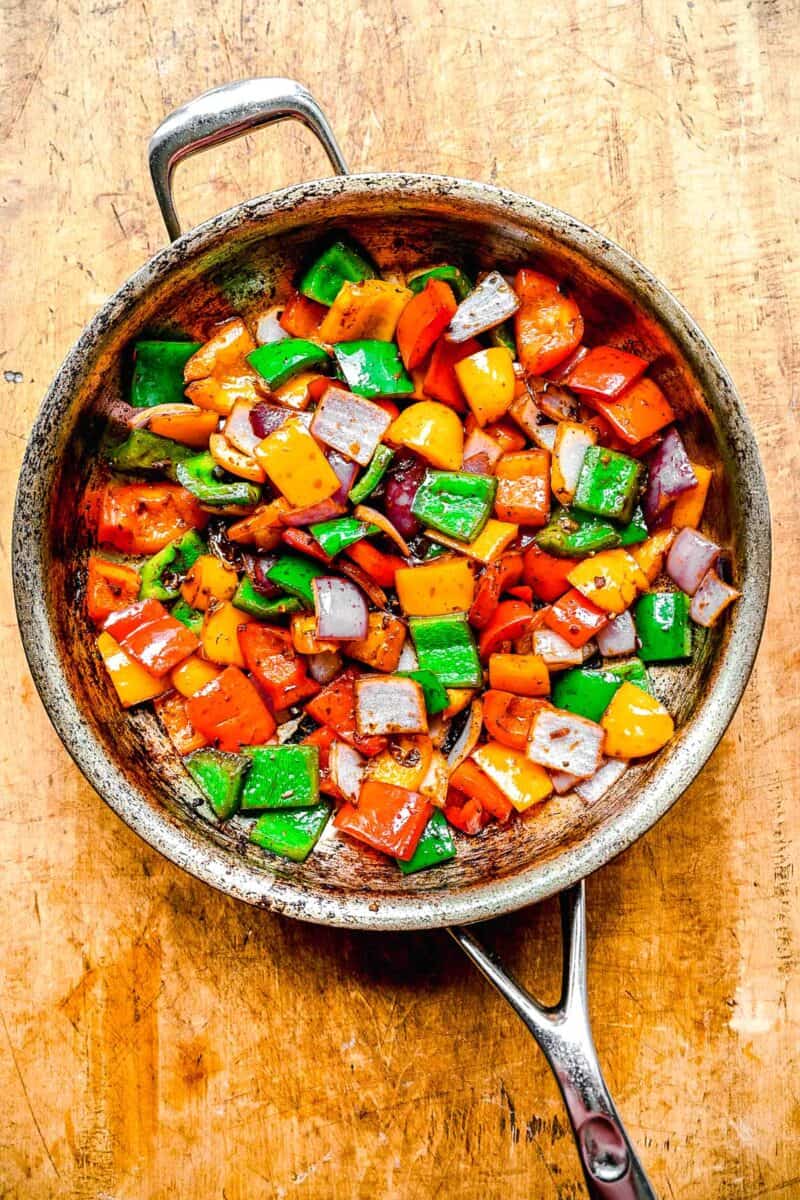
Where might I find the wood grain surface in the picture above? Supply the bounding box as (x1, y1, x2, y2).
(1, 1, 798, 1196)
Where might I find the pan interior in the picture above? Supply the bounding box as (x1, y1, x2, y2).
(15, 177, 769, 929)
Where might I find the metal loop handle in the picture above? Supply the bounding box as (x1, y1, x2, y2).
(450, 883, 657, 1199)
(148, 77, 349, 241)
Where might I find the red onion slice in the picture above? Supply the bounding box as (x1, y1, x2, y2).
(689, 570, 741, 626)
(224, 401, 262, 456)
(310, 387, 391, 466)
(384, 452, 426, 538)
(326, 449, 359, 505)
(307, 649, 343, 685)
(339, 560, 387, 609)
(251, 403, 312, 439)
(666, 528, 720, 596)
(354, 676, 428, 736)
(596, 610, 637, 658)
(574, 758, 628, 802)
(312, 577, 369, 641)
(643, 427, 697, 526)
(463, 427, 503, 475)
(281, 498, 346, 527)
(527, 709, 605, 778)
(445, 699, 483, 769)
(242, 552, 280, 597)
(128, 402, 197, 429)
(446, 271, 520, 343)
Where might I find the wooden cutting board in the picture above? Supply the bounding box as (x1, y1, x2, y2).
(1, 1, 798, 1196)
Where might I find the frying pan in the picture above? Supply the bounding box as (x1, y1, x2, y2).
(12, 78, 770, 1198)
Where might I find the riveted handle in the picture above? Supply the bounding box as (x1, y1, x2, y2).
(148, 77, 349, 241)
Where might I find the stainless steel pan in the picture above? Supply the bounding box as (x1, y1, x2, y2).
(12, 78, 770, 1198)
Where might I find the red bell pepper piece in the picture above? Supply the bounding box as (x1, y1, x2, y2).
(396, 279, 457, 370)
(302, 724, 341, 798)
(566, 345, 648, 398)
(507, 584, 533, 603)
(422, 335, 482, 411)
(373, 398, 401, 422)
(307, 376, 347, 405)
(544, 587, 609, 648)
(522, 544, 574, 604)
(281, 527, 333, 565)
(334, 781, 432, 860)
(154, 689, 208, 755)
(187, 666, 276, 751)
(450, 759, 513, 823)
(97, 482, 207, 555)
(477, 599, 534, 658)
(86, 555, 141, 626)
(305, 667, 386, 757)
(344, 540, 405, 589)
(514, 270, 584, 376)
(482, 690, 549, 752)
(468, 553, 524, 630)
(443, 786, 492, 834)
(582, 378, 676, 445)
(104, 599, 199, 676)
(483, 420, 526, 454)
(280, 290, 327, 339)
(239, 624, 319, 710)
(545, 343, 589, 384)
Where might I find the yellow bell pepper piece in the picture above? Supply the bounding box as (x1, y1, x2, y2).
(567, 549, 648, 614)
(170, 654, 221, 697)
(271, 371, 319, 410)
(201, 601, 251, 667)
(290, 613, 337, 655)
(471, 741, 553, 812)
(395, 558, 475, 616)
(388, 401, 463, 470)
(442, 688, 475, 719)
(254, 417, 340, 508)
(454, 347, 515, 426)
(429, 518, 519, 564)
(180, 554, 239, 611)
(318, 280, 413, 343)
(366, 735, 433, 791)
(184, 319, 264, 415)
(345, 612, 407, 672)
(630, 528, 677, 584)
(671, 463, 712, 529)
(96, 631, 167, 708)
(601, 681, 675, 758)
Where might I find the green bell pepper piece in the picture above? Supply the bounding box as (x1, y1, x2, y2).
(423, 542, 448, 561)
(176, 451, 262, 507)
(247, 339, 330, 389)
(407, 264, 472, 302)
(634, 592, 692, 662)
(232, 577, 303, 619)
(310, 517, 378, 558)
(605, 657, 653, 695)
(411, 470, 497, 542)
(573, 446, 644, 524)
(139, 530, 206, 601)
(265, 555, 326, 608)
(410, 614, 483, 687)
(108, 428, 196, 479)
(332, 340, 414, 398)
(170, 598, 204, 634)
(348, 445, 395, 504)
(131, 340, 200, 409)
(619, 504, 648, 546)
(249, 801, 332, 862)
(551, 668, 623, 723)
(299, 239, 377, 306)
(535, 507, 621, 558)
(397, 809, 456, 874)
(185, 748, 249, 821)
(241, 744, 320, 811)
(397, 669, 449, 715)
(487, 321, 517, 354)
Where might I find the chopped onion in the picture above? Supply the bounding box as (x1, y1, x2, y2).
(384, 453, 425, 538)
(223, 401, 261, 456)
(396, 640, 419, 672)
(242, 552, 280, 596)
(327, 450, 359, 504)
(310, 387, 391, 466)
(250, 402, 312, 439)
(574, 758, 628, 803)
(508, 390, 558, 451)
(552, 422, 596, 504)
(354, 676, 428, 736)
(281, 498, 346, 527)
(353, 503, 411, 556)
(329, 741, 364, 801)
(643, 427, 697, 525)
(446, 271, 520, 343)
(550, 769, 581, 795)
(463, 427, 503, 475)
(534, 384, 581, 423)
(527, 709, 605, 778)
(666, 528, 720, 596)
(445, 699, 483, 769)
(689, 570, 741, 627)
(307, 649, 342, 685)
(128, 402, 199, 429)
(533, 628, 587, 669)
(596, 610, 637, 658)
(255, 306, 289, 345)
(339, 560, 387, 609)
(312, 577, 369, 641)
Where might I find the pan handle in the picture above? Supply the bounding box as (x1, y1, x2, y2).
(148, 77, 349, 242)
(449, 883, 657, 1199)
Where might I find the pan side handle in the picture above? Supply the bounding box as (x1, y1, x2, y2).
(449, 883, 657, 1200)
(148, 77, 349, 242)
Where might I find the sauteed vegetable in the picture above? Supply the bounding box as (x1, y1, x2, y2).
(84, 238, 740, 872)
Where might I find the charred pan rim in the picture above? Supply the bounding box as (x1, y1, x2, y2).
(12, 174, 771, 930)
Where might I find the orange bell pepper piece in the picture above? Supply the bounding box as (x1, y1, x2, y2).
(201, 601, 251, 667)
(443, 786, 493, 834)
(238, 624, 319, 710)
(396, 279, 457, 370)
(96, 631, 167, 708)
(227, 498, 289, 549)
(395, 558, 475, 616)
(543, 587, 609, 648)
(334, 781, 432, 861)
(86, 555, 141, 626)
(280, 290, 327, 339)
(430, 519, 519, 564)
(290, 613, 337, 655)
(319, 279, 412, 344)
(187, 665, 276, 751)
(344, 540, 405, 588)
(583, 378, 675, 445)
(344, 612, 407, 672)
(97, 483, 208, 555)
(154, 689, 208, 754)
(482, 690, 550, 751)
(630, 529, 677, 583)
(184, 319, 265, 416)
(450, 758, 513, 823)
(147, 405, 220, 448)
(671, 463, 712, 529)
(514, 269, 584, 376)
(478, 599, 534, 658)
(494, 449, 551, 526)
(422, 335, 482, 411)
(488, 653, 550, 697)
(522, 544, 574, 603)
(180, 554, 239, 611)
